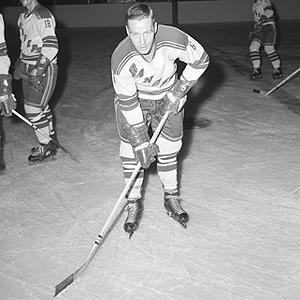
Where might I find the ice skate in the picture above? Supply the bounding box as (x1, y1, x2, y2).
(28, 141, 58, 164)
(272, 68, 283, 79)
(164, 192, 189, 228)
(123, 199, 143, 239)
(250, 68, 262, 80)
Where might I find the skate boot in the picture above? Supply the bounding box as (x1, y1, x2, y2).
(28, 141, 58, 164)
(123, 199, 143, 239)
(250, 68, 262, 80)
(272, 68, 283, 79)
(164, 192, 189, 228)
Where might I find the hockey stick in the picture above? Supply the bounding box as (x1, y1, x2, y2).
(53, 110, 171, 297)
(252, 66, 300, 96)
(12, 109, 78, 162)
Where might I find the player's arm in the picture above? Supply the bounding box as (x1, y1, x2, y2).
(0, 16, 16, 117)
(262, 1, 274, 21)
(28, 12, 58, 92)
(161, 34, 209, 115)
(112, 72, 158, 168)
(36, 11, 58, 62)
(0, 15, 10, 75)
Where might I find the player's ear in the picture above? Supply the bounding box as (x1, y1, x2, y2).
(125, 25, 129, 36)
(154, 22, 158, 34)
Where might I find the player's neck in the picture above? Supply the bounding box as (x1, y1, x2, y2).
(142, 43, 156, 62)
(24, 2, 39, 16)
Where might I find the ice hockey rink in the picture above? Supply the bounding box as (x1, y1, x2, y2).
(1, 20, 300, 300)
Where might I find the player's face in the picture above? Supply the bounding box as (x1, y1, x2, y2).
(19, 0, 36, 9)
(126, 17, 157, 57)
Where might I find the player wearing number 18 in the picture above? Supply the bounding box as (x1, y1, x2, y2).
(13, 0, 59, 164)
(111, 4, 209, 237)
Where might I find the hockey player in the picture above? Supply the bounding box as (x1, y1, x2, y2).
(0, 13, 17, 173)
(13, 0, 59, 164)
(249, 0, 283, 80)
(111, 4, 209, 237)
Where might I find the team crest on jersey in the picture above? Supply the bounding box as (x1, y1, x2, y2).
(129, 63, 144, 78)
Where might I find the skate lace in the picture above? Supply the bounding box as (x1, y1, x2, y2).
(125, 203, 139, 223)
(166, 195, 184, 214)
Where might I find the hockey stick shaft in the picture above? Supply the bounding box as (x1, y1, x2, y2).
(54, 111, 170, 297)
(12, 109, 78, 161)
(264, 66, 300, 96)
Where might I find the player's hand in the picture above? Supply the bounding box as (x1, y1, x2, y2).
(0, 74, 16, 117)
(0, 94, 17, 117)
(160, 92, 187, 115)
(28, 68, 45, 93)
(28, 54, 50, 93)
(123, 122, 159, 169)
(259, 15, 267, 24)
(133, 142, 159, 169)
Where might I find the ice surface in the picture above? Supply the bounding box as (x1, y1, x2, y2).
(1, 22, 300, 299)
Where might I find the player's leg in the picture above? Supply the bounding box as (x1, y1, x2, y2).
(264, 45, 282, 79)
(119, 141, 144, 236)
(263, 24, 282, 79)
(249, 40, 262, 80)
(22, 63, 58, 163)
(153, 111, 189, 227)
(115, 100, 145, 236)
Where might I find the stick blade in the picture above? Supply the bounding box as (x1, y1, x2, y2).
(54, 263, 87, 297)
(54, 273, 75, 296)
(252, 88, 264, 94)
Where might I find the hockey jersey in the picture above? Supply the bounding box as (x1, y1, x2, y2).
(17, 4, 58, 65)
(111, 24, 209, 126)
(0, 14, 10, 75)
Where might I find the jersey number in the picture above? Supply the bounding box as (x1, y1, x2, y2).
(44, 20, 52, 28)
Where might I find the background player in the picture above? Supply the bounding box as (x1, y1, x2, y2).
(0, 13, 17, 173)
(111, 4, 209, 237)
(13, 0, 59, 164)
(249, 0, 283, 80)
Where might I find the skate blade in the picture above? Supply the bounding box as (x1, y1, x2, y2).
(128, 232, 134, 239)
(180, 222, 187, 229)
(166, 211, 188, 229)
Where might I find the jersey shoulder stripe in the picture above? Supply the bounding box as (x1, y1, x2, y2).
(156, 24, 189, 48)
(111, 37, 140, 75)
(34, 5, 53, 20)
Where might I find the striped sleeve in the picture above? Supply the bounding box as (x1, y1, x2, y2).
(179, 33, 210, 82)
(35, 7, 58, 61)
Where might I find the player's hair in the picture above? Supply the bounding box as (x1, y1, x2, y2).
(125, 4, 155, 25)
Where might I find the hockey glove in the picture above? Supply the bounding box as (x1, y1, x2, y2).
(123, 122, 159, 169)
(13, 57, 27, 80)
(259, 15, 268, 24)
(0, 74, 17, 117)
(28, 54, 50, 93)
(160, 79, 196, 115)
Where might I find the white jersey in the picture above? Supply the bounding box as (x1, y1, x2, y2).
(252, 0, 275, 25)
(18, 4, 58, 65)
(0, 14, 10, 75)
(111, 24, 209, 126)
